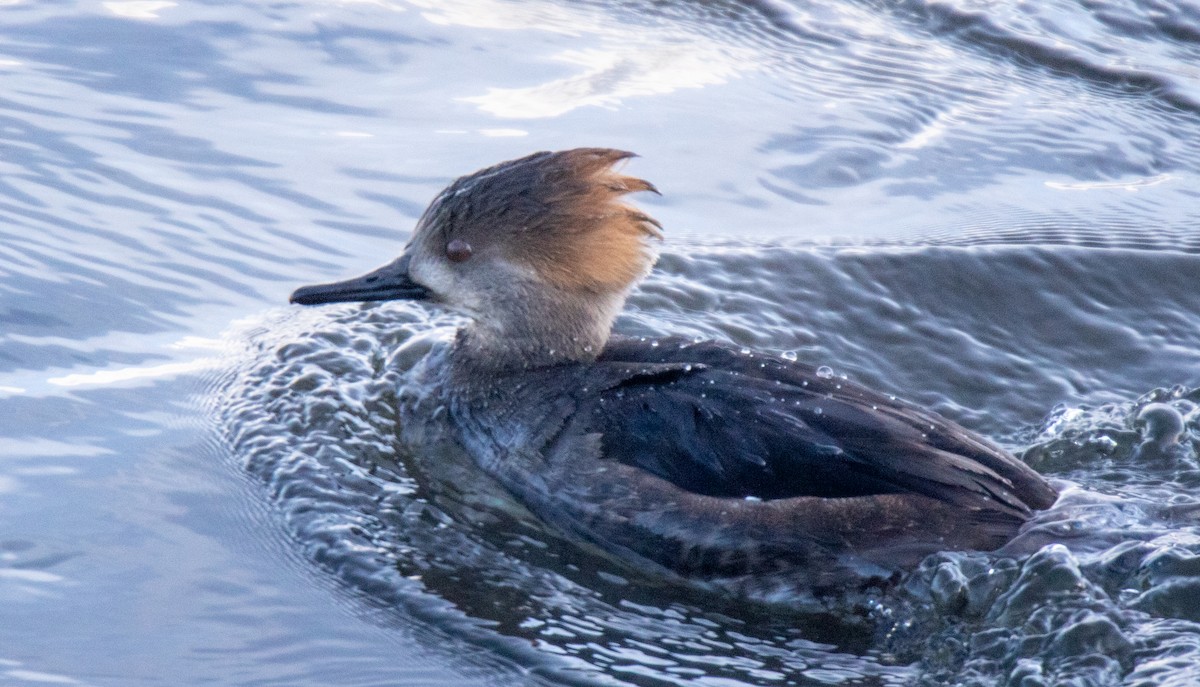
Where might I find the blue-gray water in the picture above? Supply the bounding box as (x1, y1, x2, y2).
(2, 1, 1199, 685)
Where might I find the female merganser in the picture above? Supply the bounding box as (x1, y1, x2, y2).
(290, 148, 1057, 580)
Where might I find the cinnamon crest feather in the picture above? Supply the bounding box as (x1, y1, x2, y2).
(416, 148, 662, 293)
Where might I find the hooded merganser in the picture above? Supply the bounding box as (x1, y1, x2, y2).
(290, 148, 1058, 580)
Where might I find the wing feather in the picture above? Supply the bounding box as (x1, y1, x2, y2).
(583, 337, 1056, 515)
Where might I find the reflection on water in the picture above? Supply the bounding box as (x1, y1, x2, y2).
(104, 1, 177, 20)
(1, 0, 1199, 684)
(413, 0, 752, 119)
(461, 46, 744, 119)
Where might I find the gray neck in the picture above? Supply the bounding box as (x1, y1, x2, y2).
(449, 285, 625, 376)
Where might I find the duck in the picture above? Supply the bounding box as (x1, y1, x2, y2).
(290, 148, 1058, 581)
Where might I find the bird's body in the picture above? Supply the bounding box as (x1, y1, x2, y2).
(291, 148, 1057, 580)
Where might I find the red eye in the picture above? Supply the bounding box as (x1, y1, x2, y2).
(446, 239, 472, 263)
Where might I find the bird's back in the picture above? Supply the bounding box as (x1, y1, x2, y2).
(589, 337, 1056, 513)
(446, 337, 1057, 579)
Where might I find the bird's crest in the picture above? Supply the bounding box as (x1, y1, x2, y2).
(422, 148, 662, 292)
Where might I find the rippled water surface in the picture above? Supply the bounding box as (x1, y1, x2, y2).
(3, 1, 1199, 685)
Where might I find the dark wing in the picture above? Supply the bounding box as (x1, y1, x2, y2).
(586, 338, 1056, 515)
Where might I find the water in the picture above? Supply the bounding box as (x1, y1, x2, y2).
(2, 0, 1198, 685)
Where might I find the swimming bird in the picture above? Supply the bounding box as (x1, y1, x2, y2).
(290, 148, 1058, 580)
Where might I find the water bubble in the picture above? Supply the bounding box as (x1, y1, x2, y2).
(816, 365, 834, 379)
(740, 347, 752, 355)
(1138, 403, 1184, 440)
(780, 350, 798, 362)
(813, 407, 823, 416)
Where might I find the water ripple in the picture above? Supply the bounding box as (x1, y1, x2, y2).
(219, 243, 1200, 685)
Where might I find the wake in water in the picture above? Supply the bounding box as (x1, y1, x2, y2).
(217, 241, 1200, 686)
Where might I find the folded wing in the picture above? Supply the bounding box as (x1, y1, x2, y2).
(584, 338, 1055, 518)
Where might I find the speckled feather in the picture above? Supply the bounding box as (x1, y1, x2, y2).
(588, 337, 1056, 514)
(443, 336, 1056, 577)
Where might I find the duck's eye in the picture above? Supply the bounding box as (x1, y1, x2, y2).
(446, 239, 473, 263)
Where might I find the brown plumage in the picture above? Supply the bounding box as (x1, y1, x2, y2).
(419, 148, 662, 294)
(290, 148, 1059, 582)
